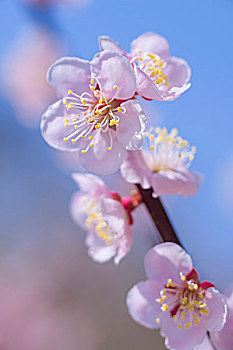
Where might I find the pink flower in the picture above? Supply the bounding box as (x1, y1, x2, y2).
(41, 51, 146, 175)
(210, 284, 233, 349)
(0, 26, 60, 127)
(70, 173, 134, 264)
(126, 242, 227, 350)
(99, 32, 191, 101)
(121, 127, 202, 197)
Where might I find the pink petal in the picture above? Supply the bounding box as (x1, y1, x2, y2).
(196, 337, 215, 350)
(114, 224, 133, 265)
(151, 169, 201, 198)
(134, 65, 163, 100)
(210, 309, 233, 350)
(126, 280, 164, 329)
(98, 36, 125, 55)
(130, 32, 170, 58)
(204, 288, 227, 331)
(161, 316, 207, 350)
(79, 130, 126, 175)
(90, 50, 136, 100)
(70, 191, 88, 230)
(160, 56, 191, 101)
(101, 197, 127, 235)
(115, 100, 146, 150)
(41, 100, 80, 151)
(86, 234, 117, 263)
(71, 172, 110, 197)
(47, 57, 91, 98)
(144, 243, 193, 284)
(120, 150, 152, 189)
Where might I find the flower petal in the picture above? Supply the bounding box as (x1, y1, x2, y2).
(196, 337, 215, 350)
(210, 309, 233, 350)
(130, 32, 170, 58)
(204, 288, 227, 331)
(126, 280, 164, 329)
(70, 191, 88, 230)
(86, 233, 117, 263)
(90, 50, 136, 100)
(47, 57, 91, 98)
(116, 100, 146, 150)
(71, 172, 110, 197)
(79, 130, 126, 175)
(41, 100, 80, 151)
(134, 65, 163, 101)
(120, 150, 152, 189)
(101, 197, 127, 235)
(144, 243, 193, 284)
(98, 35, 125, 55)
(161, 316, 206, 350)
(151, 169, 201, 198)
(114, 224, 133, 265)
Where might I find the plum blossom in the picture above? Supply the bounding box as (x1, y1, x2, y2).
(99, 32, 191, 101)
(126, 242, 227, 350)
(210, 284, 233, 349)
(41, 51, 146, 175)
(70, 173, 138, 264)
(121, 126, 202, 197)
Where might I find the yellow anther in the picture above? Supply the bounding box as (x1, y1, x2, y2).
(73, 118, 76, 122)
(161, 304, 168, 312)
(177, 324, 182, 330)
(182, 297, 188, 305)
(95, 124, 101, 129)
(108, 147, 112, 151)
(82, 150, 86, 154)
(162, 290, 167, 294)
(90, 86, 95, 92)
(81, 99, 86, 105)
(181, 275, 186, 281)
(184, 322, 191, 329)
(63, 99, 67, 105)
(194, 284, 198, 290)
(68, 89, 72, 95)
(81, 135, 85, 139)
(64, 118, 69, 122)
(71, 139, 76, 144)
(138, 57, 143, 61)
(75, 125, 78, 130)
(181, 311, 186, 316)
(150, 146, 154, 151)
(156, 318, 160, 324)
(90, 143, 94, 148)
(94, 91, 99, 96)
(65, 123, 68, 127)
(182, 316, 185, 321)
(64, 138, 68, 142)
(91, 77, 95, 84)
(189, 155, 194, 161)
(156, 298, 163, 304)
(84, 113, 87, 115)
(89, 136, 93, 140)
(117, 107, 122, 112)
(150, 135, 154, 140)
(114, 85, 118, 90)
(162, 295, 167, 300)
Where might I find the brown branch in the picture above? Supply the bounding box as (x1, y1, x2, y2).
(136, 184, 182, 246)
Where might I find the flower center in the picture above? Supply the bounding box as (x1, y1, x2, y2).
(155, 272, 210, 329)
(134, 51, 168, 88)
(81, 197, 117, 246)
(143, 127, 196, 172)
(62, 78, 126, 154)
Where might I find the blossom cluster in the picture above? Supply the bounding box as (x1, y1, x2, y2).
(40, 32, 230, 349)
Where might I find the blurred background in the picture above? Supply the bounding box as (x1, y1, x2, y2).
(0, 0, 232, 349)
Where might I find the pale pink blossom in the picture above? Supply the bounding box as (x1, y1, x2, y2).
(99, 32, 191, 101)
(70, 173, 134, 264)
(126, 242, 227, 350)
(210, 284, 233, 349)
(41, 51, 146, 175)
(121, 127, 201, 197)
(0, 26, 62, 128)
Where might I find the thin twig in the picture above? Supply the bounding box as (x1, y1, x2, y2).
(136, 184, 182, 246)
